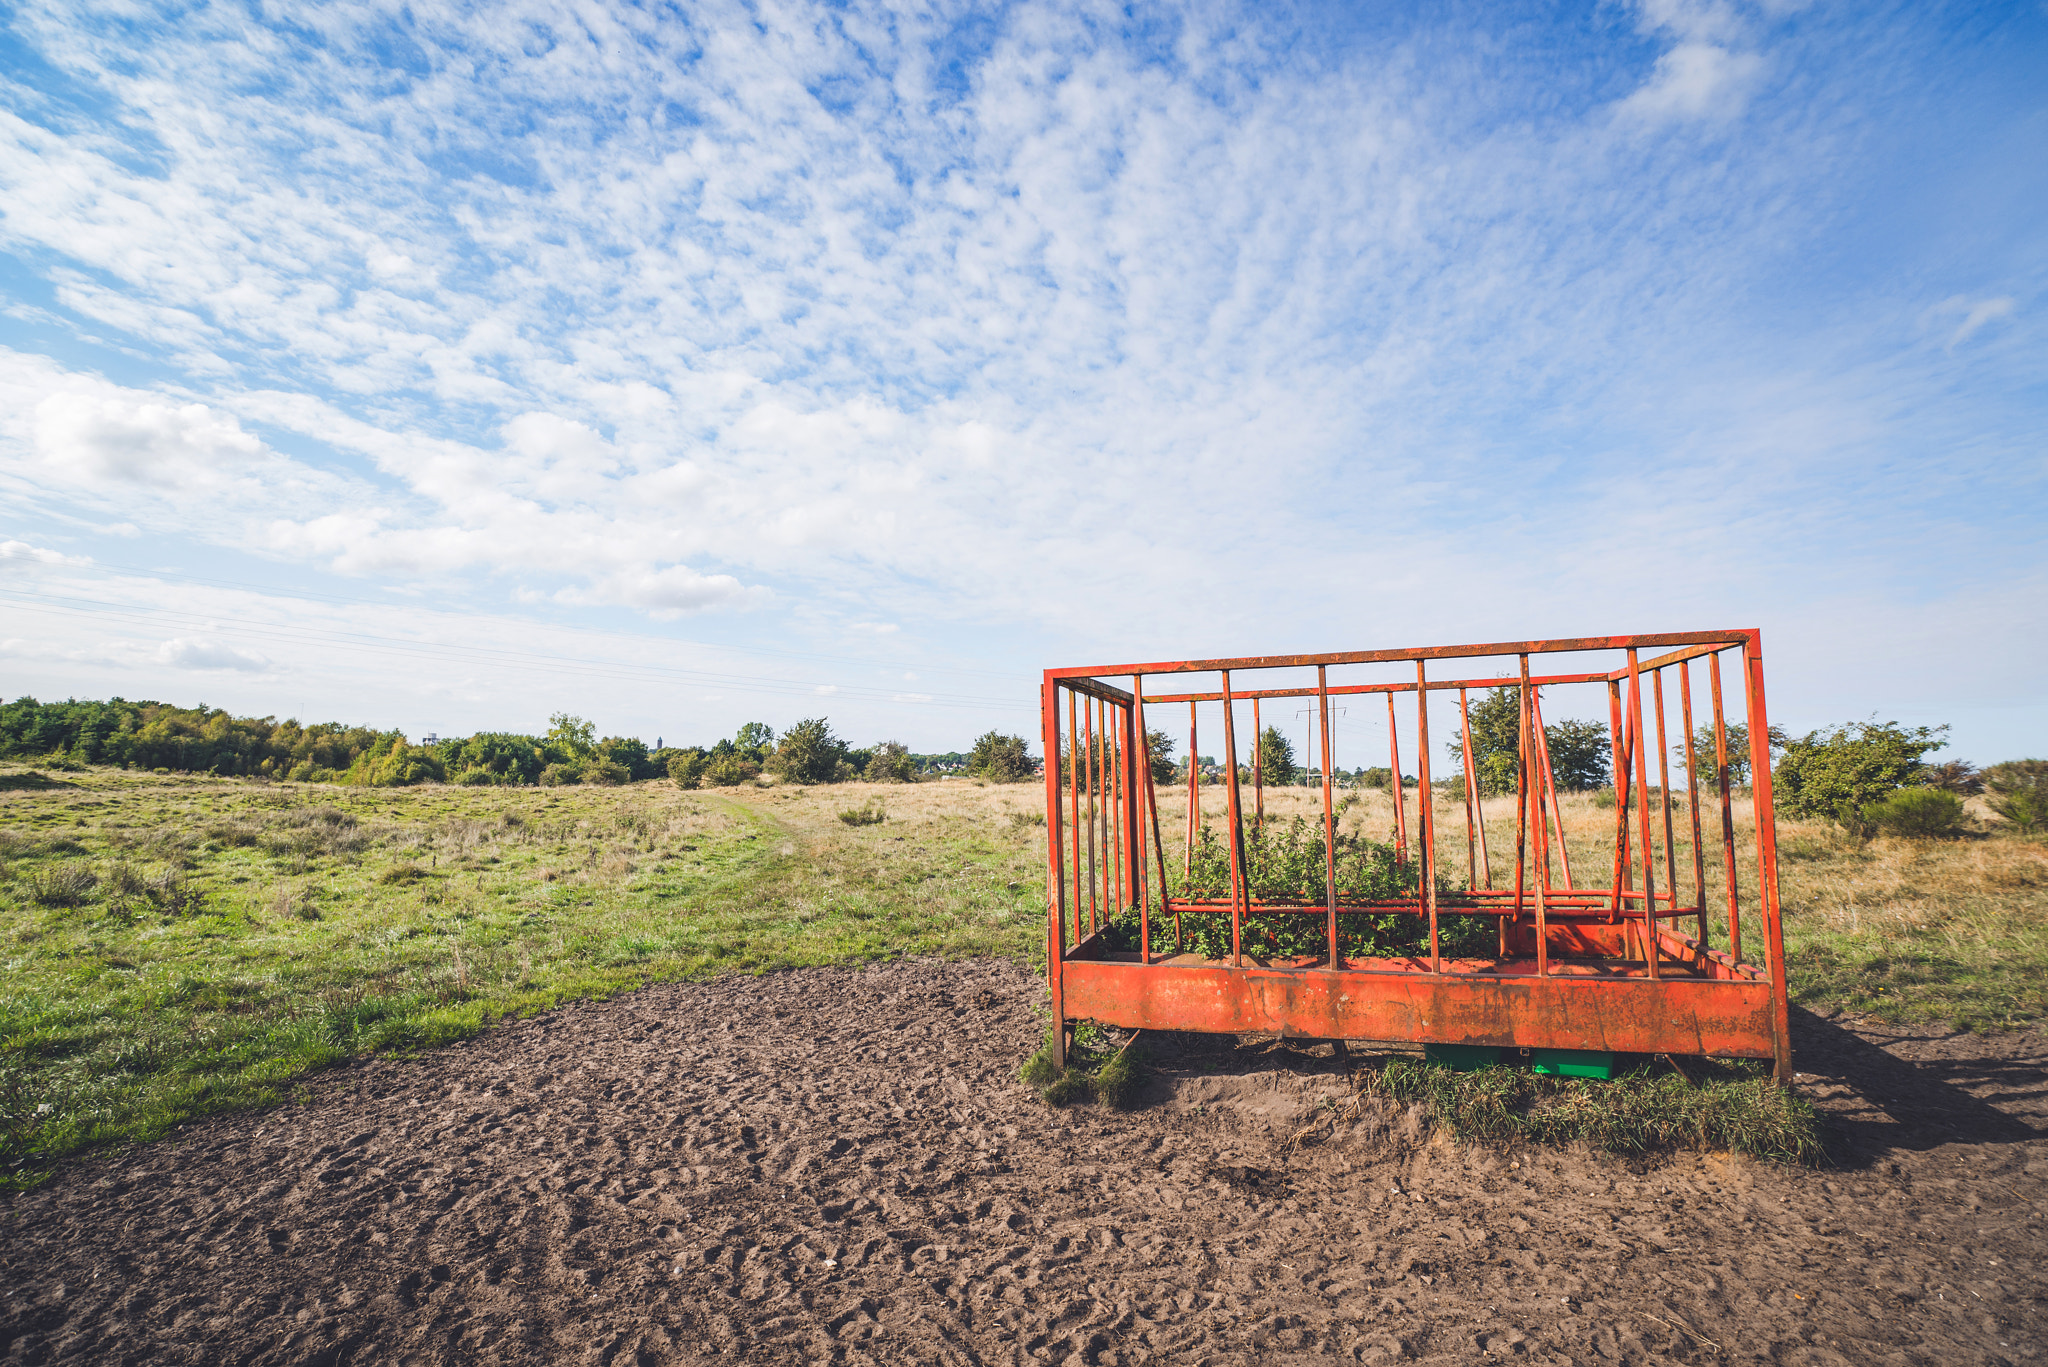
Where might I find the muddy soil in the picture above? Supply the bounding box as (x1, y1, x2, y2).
(3, 959, 2044, 1366)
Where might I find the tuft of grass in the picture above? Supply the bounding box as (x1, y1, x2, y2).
(1020, 1021, 1144, 1108)
(837, 799, 887, 827)
(1361, 1055, 1827, 1165)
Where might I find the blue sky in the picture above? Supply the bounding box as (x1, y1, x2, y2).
(0, 0, 2042, 762)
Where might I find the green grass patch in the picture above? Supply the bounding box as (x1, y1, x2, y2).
(1361, 1055, 1827, 1165)
(0, 770, 1047, 1191)
(1020, 1020, 1144, 1108)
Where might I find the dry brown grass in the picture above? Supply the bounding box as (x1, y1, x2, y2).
(1163, 780, 2048, 1028)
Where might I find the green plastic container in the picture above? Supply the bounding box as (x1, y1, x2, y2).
(1423, 1043, 1502, 1071)
(1531, 1048, 1616, 1080)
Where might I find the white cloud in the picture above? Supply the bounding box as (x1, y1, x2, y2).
(1617, 43, 1765, 122)
(1934, 295, 2017, 349)
(154, 637, 273, 672)
(0, 2, 2036, 755)
(0, 540, 91, 567)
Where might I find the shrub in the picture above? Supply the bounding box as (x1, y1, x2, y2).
(702, 754, 759, 787)
(582, 758, 630, 786)
(1920, 759, 1984, 795)
(767, 718, 848, 785)
(1862, 787, 1966, 840)
(838, 799, 886, 826)
(1774, 721, 1949, 825)
(1357, 767, 1393, 791)
(969, 730, 1036, 783)
(538, 762, 582, 787)
(667, 750, 707, 789)
(1985, 760, 2048, 835)
(454, 767, 498, 786)
(865, 740, 918, 784)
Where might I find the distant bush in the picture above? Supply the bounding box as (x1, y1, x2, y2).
(1985, 760, 2048, 835)
(1357, 767, 1393, 791)
(667, 750, 708, 789)
(1919, 759, 1984, 795)
(454, 767, 498, 786)
(538, 762, 582, 787)
(1774, 721, 1949, 825)
(1862, 787, 1966, 840)
(582, 758, 629, 786)
(968, 731, 1035, 783)
(702, 754, 759, 787)
(865, 740, 918, 783)
(767, 718, 848, 785)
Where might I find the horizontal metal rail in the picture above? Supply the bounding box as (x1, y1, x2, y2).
(1042, 631, 1790, 1081)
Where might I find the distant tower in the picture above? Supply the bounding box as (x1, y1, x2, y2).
(657, 736, 663, 750)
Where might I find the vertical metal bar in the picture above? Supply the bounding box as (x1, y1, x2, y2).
(1458, 686, 1479, 890)
(1318, 665, 1338, 970)
(1386, 692, 1407, 864)
(1628, 649, 1660, 980)
(1653, 669, 1679, 957)
(1186, 701, 1198, 884)
(1519, 655, 1544, 979)
(1220, 671, 1246, 968)
(1043, 679, 1068, 1068)
(1680, 661, 1708, 950)
(1085, 695, 1100, 934)
(1607, 680, 1631, 925)
(1742, 633, 1793, 1083)
(1530, 689, 1575, 890)
(1116, 701, 1130, 914)
(1135, 679, 1161, 964)
(1512, 664, 1529, 928)
(1068, 688, 1083, 947)
(1460, 688, 1491, 890)
(1253, 697, 1264, 826)
(1416, 661, 1439, 973)
(1710, 652, 1741, 966)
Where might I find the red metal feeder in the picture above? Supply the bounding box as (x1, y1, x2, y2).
(1040, 631, 1792, 1081)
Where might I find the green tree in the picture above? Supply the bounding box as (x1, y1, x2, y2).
(1543, 719, 1611, 792)
(768, 718, 847, 784)
(1447, 686, 1612, 795)
(968, 731, 1036, 782)
(1774, 721, 1949, 824)
(1144, 728, 1176, 784)
(1677, 722, 1788, 789)
(546, 713, 597, 761)
(734, 722, 776, 758)
(1255, 726, 1298, 786)
(865, 740, 918, 783)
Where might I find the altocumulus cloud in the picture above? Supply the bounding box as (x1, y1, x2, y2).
(0, 0, 2040, 751)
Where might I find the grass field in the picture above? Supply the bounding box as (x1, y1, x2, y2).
(2, 767, 2042, 1188)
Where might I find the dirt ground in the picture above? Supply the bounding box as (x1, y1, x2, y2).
(3, 959, 2043, 1366)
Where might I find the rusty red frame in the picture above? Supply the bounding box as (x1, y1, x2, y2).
(1041, 631, 1792, 1081)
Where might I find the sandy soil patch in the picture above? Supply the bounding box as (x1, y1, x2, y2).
(3, 959, 2043, 1365)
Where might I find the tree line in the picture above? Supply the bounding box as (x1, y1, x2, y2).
(0, 696, 1044, 790)
(4, 691, 2039, 834)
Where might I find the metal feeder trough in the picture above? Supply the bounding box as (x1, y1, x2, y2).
(1040, 631, 1792, 1082)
